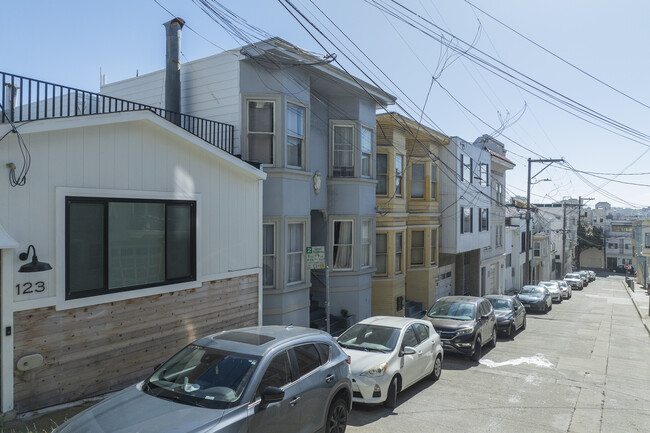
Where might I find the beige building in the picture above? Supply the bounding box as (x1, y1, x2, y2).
(372, 113, 449, 316)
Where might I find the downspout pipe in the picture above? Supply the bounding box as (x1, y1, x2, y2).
(164, 17, 185, 125)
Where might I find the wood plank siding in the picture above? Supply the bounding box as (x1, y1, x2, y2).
(13, 274, 258, 412)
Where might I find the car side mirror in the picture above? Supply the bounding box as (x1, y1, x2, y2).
(400, 346, 416, 356)
(260, 386, 285, 410)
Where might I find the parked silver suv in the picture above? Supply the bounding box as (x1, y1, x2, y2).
(55, 326, 352, 433)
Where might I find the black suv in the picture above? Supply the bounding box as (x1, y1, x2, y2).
(424, 296, 497, 361)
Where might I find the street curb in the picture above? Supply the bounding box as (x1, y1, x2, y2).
(622, 281, 650, 337)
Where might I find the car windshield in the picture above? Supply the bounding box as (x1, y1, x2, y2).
(539, 282, 557, 290)
(565, 274, 580, 279)
(427, 301, 476, 321)
(519, 286, 543, 296)
(143, 344, 260, 409)
(555, 281, 567, 288)
(488, 298, 512, 311)
(338, 324, 400, 352)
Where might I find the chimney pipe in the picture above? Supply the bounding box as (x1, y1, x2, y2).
(164, 17, 185, 125)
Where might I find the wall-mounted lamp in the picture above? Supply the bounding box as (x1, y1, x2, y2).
(18, 245, 52, 273)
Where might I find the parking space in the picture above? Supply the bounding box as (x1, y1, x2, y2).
(348, 275, 650, 432)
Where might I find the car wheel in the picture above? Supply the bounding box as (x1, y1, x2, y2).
(489, 326, 497, 348)
(522, 316, 526, 330)
(548, 303, 552, 311)
(470, 337, 482, 361)
(508, 323, 516, 339)
(326, 398, 348, 433)
(384, 376, 398, 409)
(430, 354, 442, 381)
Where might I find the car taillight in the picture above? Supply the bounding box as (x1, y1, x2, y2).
(346, 355, 351, 365)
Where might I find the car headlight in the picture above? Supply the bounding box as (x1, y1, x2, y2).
(360, 362, 387, 377)
(456, 327, 474, 336)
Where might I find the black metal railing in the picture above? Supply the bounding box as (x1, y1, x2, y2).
(1, 71, 234, 155)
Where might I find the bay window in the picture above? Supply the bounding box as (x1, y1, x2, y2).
(395, 154, 403, 196)
(361, 127, 372, 177)
(410, 230, 424, 266)
(333, 125, 354, 177)
(361, 220, 372, 268)
(287, 222, 304, 283)
(287, 104, 305, 168)
(411, 164, 424, 198)
(333, 220, 353, 270)
(263, 223, 275, 288)
(247, 100, 275, 164)
(376, 153, 388, 195)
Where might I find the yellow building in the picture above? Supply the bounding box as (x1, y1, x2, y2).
(373, 113, 449, 316)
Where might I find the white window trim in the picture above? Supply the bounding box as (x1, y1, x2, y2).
(262, 221, 277, 289)
(360, 125, 374, 178)
(287, 220, 306, 285)
(286, 100, 307, 170)
(361, 218, 373, 269)
(245, 95, 279, 167)
(330, 120, 356, 177)
(332, 218, 355, 271)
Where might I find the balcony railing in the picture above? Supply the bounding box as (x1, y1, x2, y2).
(1, 71, 234, 155)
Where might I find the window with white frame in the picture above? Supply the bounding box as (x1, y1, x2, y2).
(376, 233, 387, 274)
(431, 164, 437, 199)
(461, 207, 473, 234)
(411, 163, 424, 198)
(395, 232, 403, 273)
(247, 100, 275, 164)
(395, 154, 403, 196)
(361, 219, 372, 268)
(287, 222, 304, 283)
(333, 125, 354, 177)
(479, 208, 489, 232)
(361, 127, 372, 177)
(533, 241, 541, 257)
(263, 223, 275, 288)
(66, 197, 196, 300)
(431, 228, 438, 265)
(376, 153, 388, 195)
(287, 104, 305, 168)
(333, 220, 353, 270)
(410, 230, 424, 265)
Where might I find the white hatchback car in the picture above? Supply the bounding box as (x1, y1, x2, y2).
(337, 316, 443, 409)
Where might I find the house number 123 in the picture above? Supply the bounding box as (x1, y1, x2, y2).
(16, 282, 46, 295)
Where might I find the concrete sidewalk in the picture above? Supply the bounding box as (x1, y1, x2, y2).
(624, 279, 650, 336)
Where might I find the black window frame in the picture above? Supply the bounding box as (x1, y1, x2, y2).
(65, 196, 197, 300)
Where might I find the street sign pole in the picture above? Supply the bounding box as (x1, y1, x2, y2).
(325, 265, 330, 334)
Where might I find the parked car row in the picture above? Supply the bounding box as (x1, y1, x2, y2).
(57, 272, 599, 432)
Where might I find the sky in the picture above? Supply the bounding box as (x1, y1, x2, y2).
(4, 0, 650, 209)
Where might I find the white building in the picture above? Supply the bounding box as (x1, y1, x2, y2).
(0, 72, 265, 414)
(439, 137, 491, 295)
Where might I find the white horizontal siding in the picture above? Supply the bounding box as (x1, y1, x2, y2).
(101, 51, 242, 154)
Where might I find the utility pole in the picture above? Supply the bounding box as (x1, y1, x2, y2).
(576, 196, 594, 270)
(562, 201, 567, 276)
(525, 158, 564, 285)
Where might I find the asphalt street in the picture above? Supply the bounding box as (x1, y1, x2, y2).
(348, 274, 650, 433)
